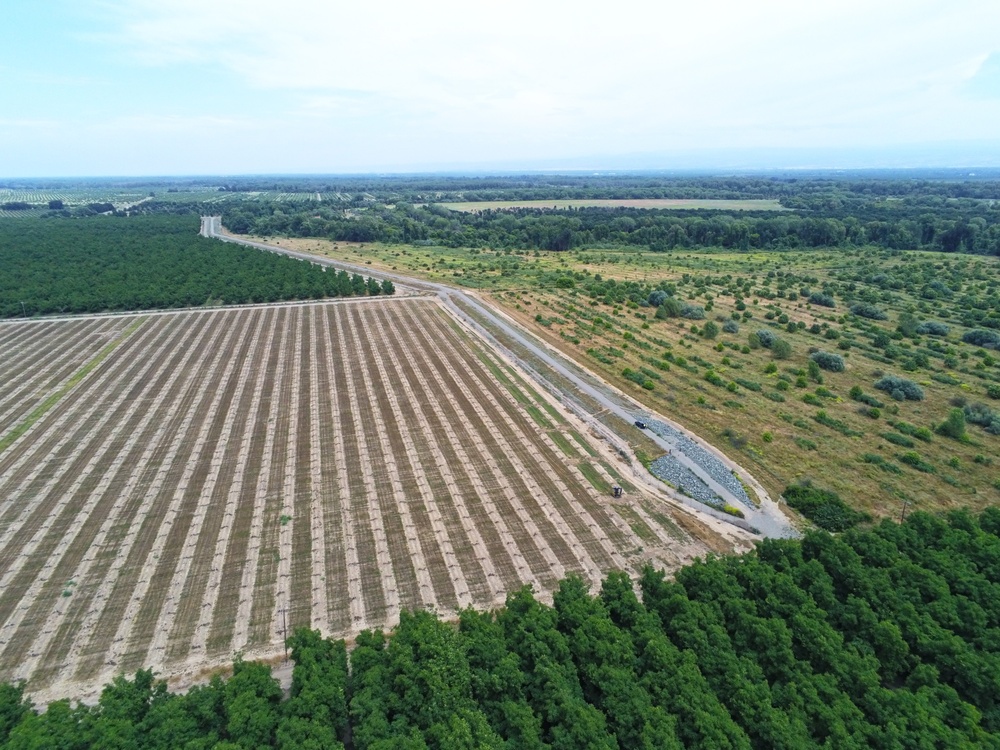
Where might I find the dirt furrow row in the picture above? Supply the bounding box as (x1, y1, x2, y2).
(0, 318, 170, 614)
(355, 307, 462, 613)
(377, 305, 521, 603)
(272, 306, 304, 642)
(247, 308, 296, 648)
(421, 313, 628, 569)
(345, 306, 434, 614)
(289, 308, 315, 633)
(318, 307, 365, 632)
(74, 313, 236, 683)
(101, 311, 251, 674)
(186, 308, 276, 659)
(154, 309, 268, 665)
(7, 315, 210, 685)
(0, 317, 164, 543)
(232, 309, 292, 653)
(331, 307, 399, 626)
(306, 308, 332, 633)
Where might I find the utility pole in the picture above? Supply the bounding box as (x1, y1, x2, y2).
(899, 496, 910, 523)
(20, 301, 26, 318)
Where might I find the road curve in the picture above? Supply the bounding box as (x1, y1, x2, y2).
(200, 217, 797, 538)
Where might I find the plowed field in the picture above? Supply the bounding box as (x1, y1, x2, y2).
(0, 298, 710, 700)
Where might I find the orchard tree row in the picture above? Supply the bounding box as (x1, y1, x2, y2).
(0, 216, 393, 318)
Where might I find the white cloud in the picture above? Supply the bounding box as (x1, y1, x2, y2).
(24, 0, 1000, 172)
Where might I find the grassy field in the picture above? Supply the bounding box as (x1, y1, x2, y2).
(438, 198, 787, 212)
(0, 298, 715, 701)
(269, 236, 1000, 522)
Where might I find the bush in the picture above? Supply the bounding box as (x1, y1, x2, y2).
(964, 402, 1000, 435)
(936, 408, 967, 440)
(850, 303, 888, 320)
(874, 375, 924, 401)
(722, 319, 740, 334)
(810, 351, 845, 372)
(647, 290, 668, 307)
(783, 483, 870, 532)
(882, 432, 915, 447)
(681, 304, 705, 320)
(655, 297, 683, 318)
(893, 421, 932, 442)
(862, 454, 902, 474)
(771, 339, 792, 360)
(899, 451, 935, 473)
(702, 320, 719, 339)
(988, 384, 1000, 400)
(705, 370, 725, 387)
(755, 329, 777, 348)
(916, 321, 950, 336)
(809, 292, 836, 308)
(963, 329, 1000, 348)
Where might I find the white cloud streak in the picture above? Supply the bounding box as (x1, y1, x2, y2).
(14, 0, 1000, 173)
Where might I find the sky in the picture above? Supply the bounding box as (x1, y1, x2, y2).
(2, 0, 1000, 176)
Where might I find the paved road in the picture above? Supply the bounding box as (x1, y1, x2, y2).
(200, 217, 796, 538)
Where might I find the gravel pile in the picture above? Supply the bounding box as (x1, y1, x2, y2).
(649, 454, 722, 506)
(646, 419, 753, 507)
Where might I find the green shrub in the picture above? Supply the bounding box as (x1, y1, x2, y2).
(809, 292, 836, 308)
(772, 339, 792, 360)
(861, 454, 902, 474)
(705, 369, 725, 387)
(810, 351, 845, 372)
(893, 421, 932, 442)
(850, 303, 888, 320)
(882, 432, 915, 448)
(755, 329, 777, 348)
(936, 408, 967, 440)
(963, 329, 1000, 348)
(783, 483, 870, 531)
(899, 451, 935, 473)
(916, 321, 950, 336)
(964, 402, 1000, 435)
(874, 375, 924, 401)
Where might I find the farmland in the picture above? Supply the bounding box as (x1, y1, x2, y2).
(0, 298, 720, 701)
(266, 235, 1000, 522)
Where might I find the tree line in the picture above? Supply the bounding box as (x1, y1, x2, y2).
(217, 197, 1000, 256)
(3, 509, 1000, 748)
(0, 216, 393, 318)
